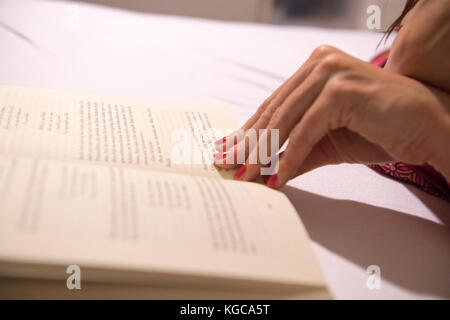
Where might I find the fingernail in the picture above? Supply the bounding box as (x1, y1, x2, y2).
(266, 174, 278, 188)
(215, 137, 226, 145)
(234, 165, 247, 179)
(213, 152, 228, 160)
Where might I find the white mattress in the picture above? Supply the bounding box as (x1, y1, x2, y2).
(1, 0, 449, 299)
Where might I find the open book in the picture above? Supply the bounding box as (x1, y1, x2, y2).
(0, 85, 328, 299)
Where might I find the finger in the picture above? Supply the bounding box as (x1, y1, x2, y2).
(241, 85, 283, 130)
(268, 83, 342, 188)
(217, 46, 343, 171)
(214, 128, 245, 154)
(278, 129, 393, 182)
(248, 46, 342, 135)
(248, 59, 318, 134)
(276, 145, 338, 181)
(229, 46, 331, 151)
(214, 88, 281, 153)
(214, 69, 291, 153)
(240, 58, 336, 181)
(215, 56, 320, 167)
(213, 133, 253, 168)
(214, 66, 306, 154)
(241, 47, 333, 131)
(258, 142, 338, 187)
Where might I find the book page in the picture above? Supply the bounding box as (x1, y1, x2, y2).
(0, 85, 237, 178)
(0, 155, 324, 288)
(0, 276, 331, 299)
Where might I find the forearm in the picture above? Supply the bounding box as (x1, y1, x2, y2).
(386, 0, 450, 92)
(429, 102, 450, 182)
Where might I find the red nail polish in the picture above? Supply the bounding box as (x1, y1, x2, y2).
(235, 165, 246, 179)
(215, 137, 226, 145)
(266, 174, 277, 188)
(214, 152, 227, 160)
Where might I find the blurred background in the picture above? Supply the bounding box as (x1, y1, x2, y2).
(71, 0, 407, 30)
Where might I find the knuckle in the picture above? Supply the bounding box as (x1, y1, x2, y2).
(259, 110, 272, 124)
(289, 127, 310, 148)
(311, 45, 337, 58)
(254, 107, 264, 119)
(317, 54, 344, 73)
(326, 78, 363, 127)
(327, 76, 348, 96)
(255, 100, 270, 116)
(326, 77, 343, 96)
(327, 75, 360, 97)
(270, 108, 287, 126)
(260, 97, 272, 109)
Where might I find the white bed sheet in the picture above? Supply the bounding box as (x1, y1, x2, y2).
(0, 0, 449, 299)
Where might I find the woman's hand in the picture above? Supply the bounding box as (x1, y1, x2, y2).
(214, 45, 450, 188)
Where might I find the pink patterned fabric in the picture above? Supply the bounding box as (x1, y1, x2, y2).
(368, 51, 450, 202)
(368, 163, 450, 202)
